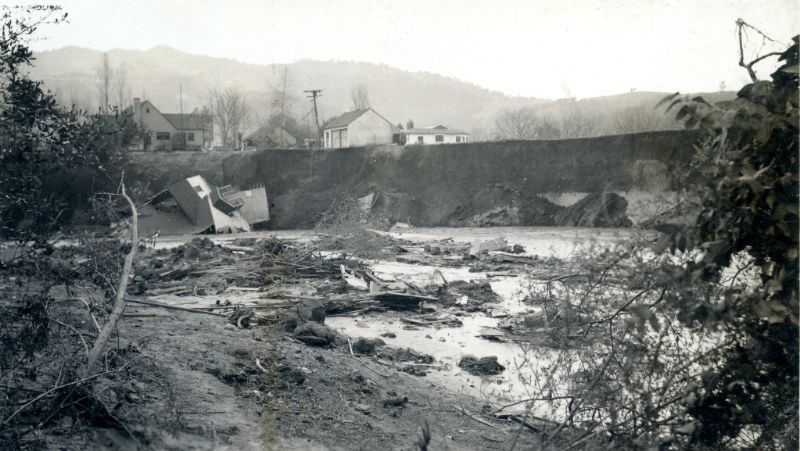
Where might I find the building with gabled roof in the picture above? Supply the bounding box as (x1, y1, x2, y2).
(127, 98, 211, 151)
(244, 124, 298, 149)
(401, 122, 470, 145)
(322, 108, 393, 149)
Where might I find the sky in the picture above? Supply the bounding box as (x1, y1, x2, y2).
(26, 0, 800, 99)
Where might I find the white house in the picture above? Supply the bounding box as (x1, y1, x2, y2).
(403, 124, 470, 145)
(126, 98, 211, 151)
(322, 108, 393, 149)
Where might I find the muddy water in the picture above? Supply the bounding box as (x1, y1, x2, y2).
(327, 227, 641, 408)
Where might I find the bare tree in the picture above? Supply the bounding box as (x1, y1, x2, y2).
(349, 83, 370, 110)
(736, 18, 786, 82)
(608, 104, 670, 135)
(268, 65, 295, 118)
(112, 64, 132, 109)
(494, 106, 560, 140)
(558, 104, 600, 138)
(207, 87, 249, 149)
(95, 53, 112, 111)
(191, 105, 214, 148)
(265, 66, 298, 147)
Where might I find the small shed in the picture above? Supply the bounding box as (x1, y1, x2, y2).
(322, 108, 394, 149)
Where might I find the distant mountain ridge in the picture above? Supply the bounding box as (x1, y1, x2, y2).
(28, 45, 735, 134)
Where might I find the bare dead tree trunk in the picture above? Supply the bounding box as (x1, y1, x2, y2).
(736, 18, 786, 83)
(96, 53, 112, 111)
(113, 64, 131, 109)
(84, 181, 138, 375)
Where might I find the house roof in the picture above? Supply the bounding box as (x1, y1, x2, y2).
(124, 100, 208, 130)
(163, 114, 208, 131)
(323, 109, 370, 130)
(403, 126, 469, 135)
(245, 124, 297, 144)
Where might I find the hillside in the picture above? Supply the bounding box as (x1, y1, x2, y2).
(28, 46, 735, 134)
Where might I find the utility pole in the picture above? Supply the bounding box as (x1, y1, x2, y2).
(279, 68, 288, 147)
(304, 89, 323, 146)
(179, 84, 184, 149)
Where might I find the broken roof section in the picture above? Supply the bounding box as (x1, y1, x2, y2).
(139, 175, 269, 236)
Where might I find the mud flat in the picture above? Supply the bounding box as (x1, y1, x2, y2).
(4, 225, 638, 449)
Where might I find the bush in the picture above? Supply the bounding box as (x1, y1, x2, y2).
(0, 6, 135, 237)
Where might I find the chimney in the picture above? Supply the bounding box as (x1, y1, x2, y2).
(406, 119, 414, 130)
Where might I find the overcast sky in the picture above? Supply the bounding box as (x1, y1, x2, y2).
(28, 0, 799, 99)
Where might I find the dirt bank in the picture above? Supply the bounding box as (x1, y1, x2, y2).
(126, 131, 699, 230)
(218, 131, 700, 229)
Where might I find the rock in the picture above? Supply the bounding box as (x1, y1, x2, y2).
(352, 337, 385, 355)
(354, 403, 371, 414)
(293, 322, 337, 347)
(554, 193, 633, 228)
(401, 366, 429, 377)
(424, 244, 442, 255)
(458, 355, 505, 376)
(284, 300, 327, 332)
(383, 395, 409, 408)
(380, 332, 397, 339)
(508, 244, 526, 254)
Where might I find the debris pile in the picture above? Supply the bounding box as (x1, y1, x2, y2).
(139, 175, 269, 236)
(376, 347, 437, 376)
(438, 280, 501, 312)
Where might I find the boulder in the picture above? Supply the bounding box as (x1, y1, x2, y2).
(352, 337, 385, 355)
(458, 355, 505, 376)
(283, 300, 327, 332)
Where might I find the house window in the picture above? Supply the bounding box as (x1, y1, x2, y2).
(435, 135, 444, 143)
(146, 108, 150, 113)
(456, 136, 462, 143)
(187, 132, 195, 141)
(156, 132, 170, 140)
(417, 136, 424, 144)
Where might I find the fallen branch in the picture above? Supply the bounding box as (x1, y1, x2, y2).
(220, 244, 256, 253)
(125, 298, 225, 316)
(2, 368, 119, 425)
(492, 396, 575, 415)
(51, 298, 101, 332)
(452, 405, 499, 430)
(51, 319, 92, 358)
(84, 180, 138, 375)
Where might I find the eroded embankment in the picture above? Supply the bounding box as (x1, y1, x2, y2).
(130, 130, 700, 229)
